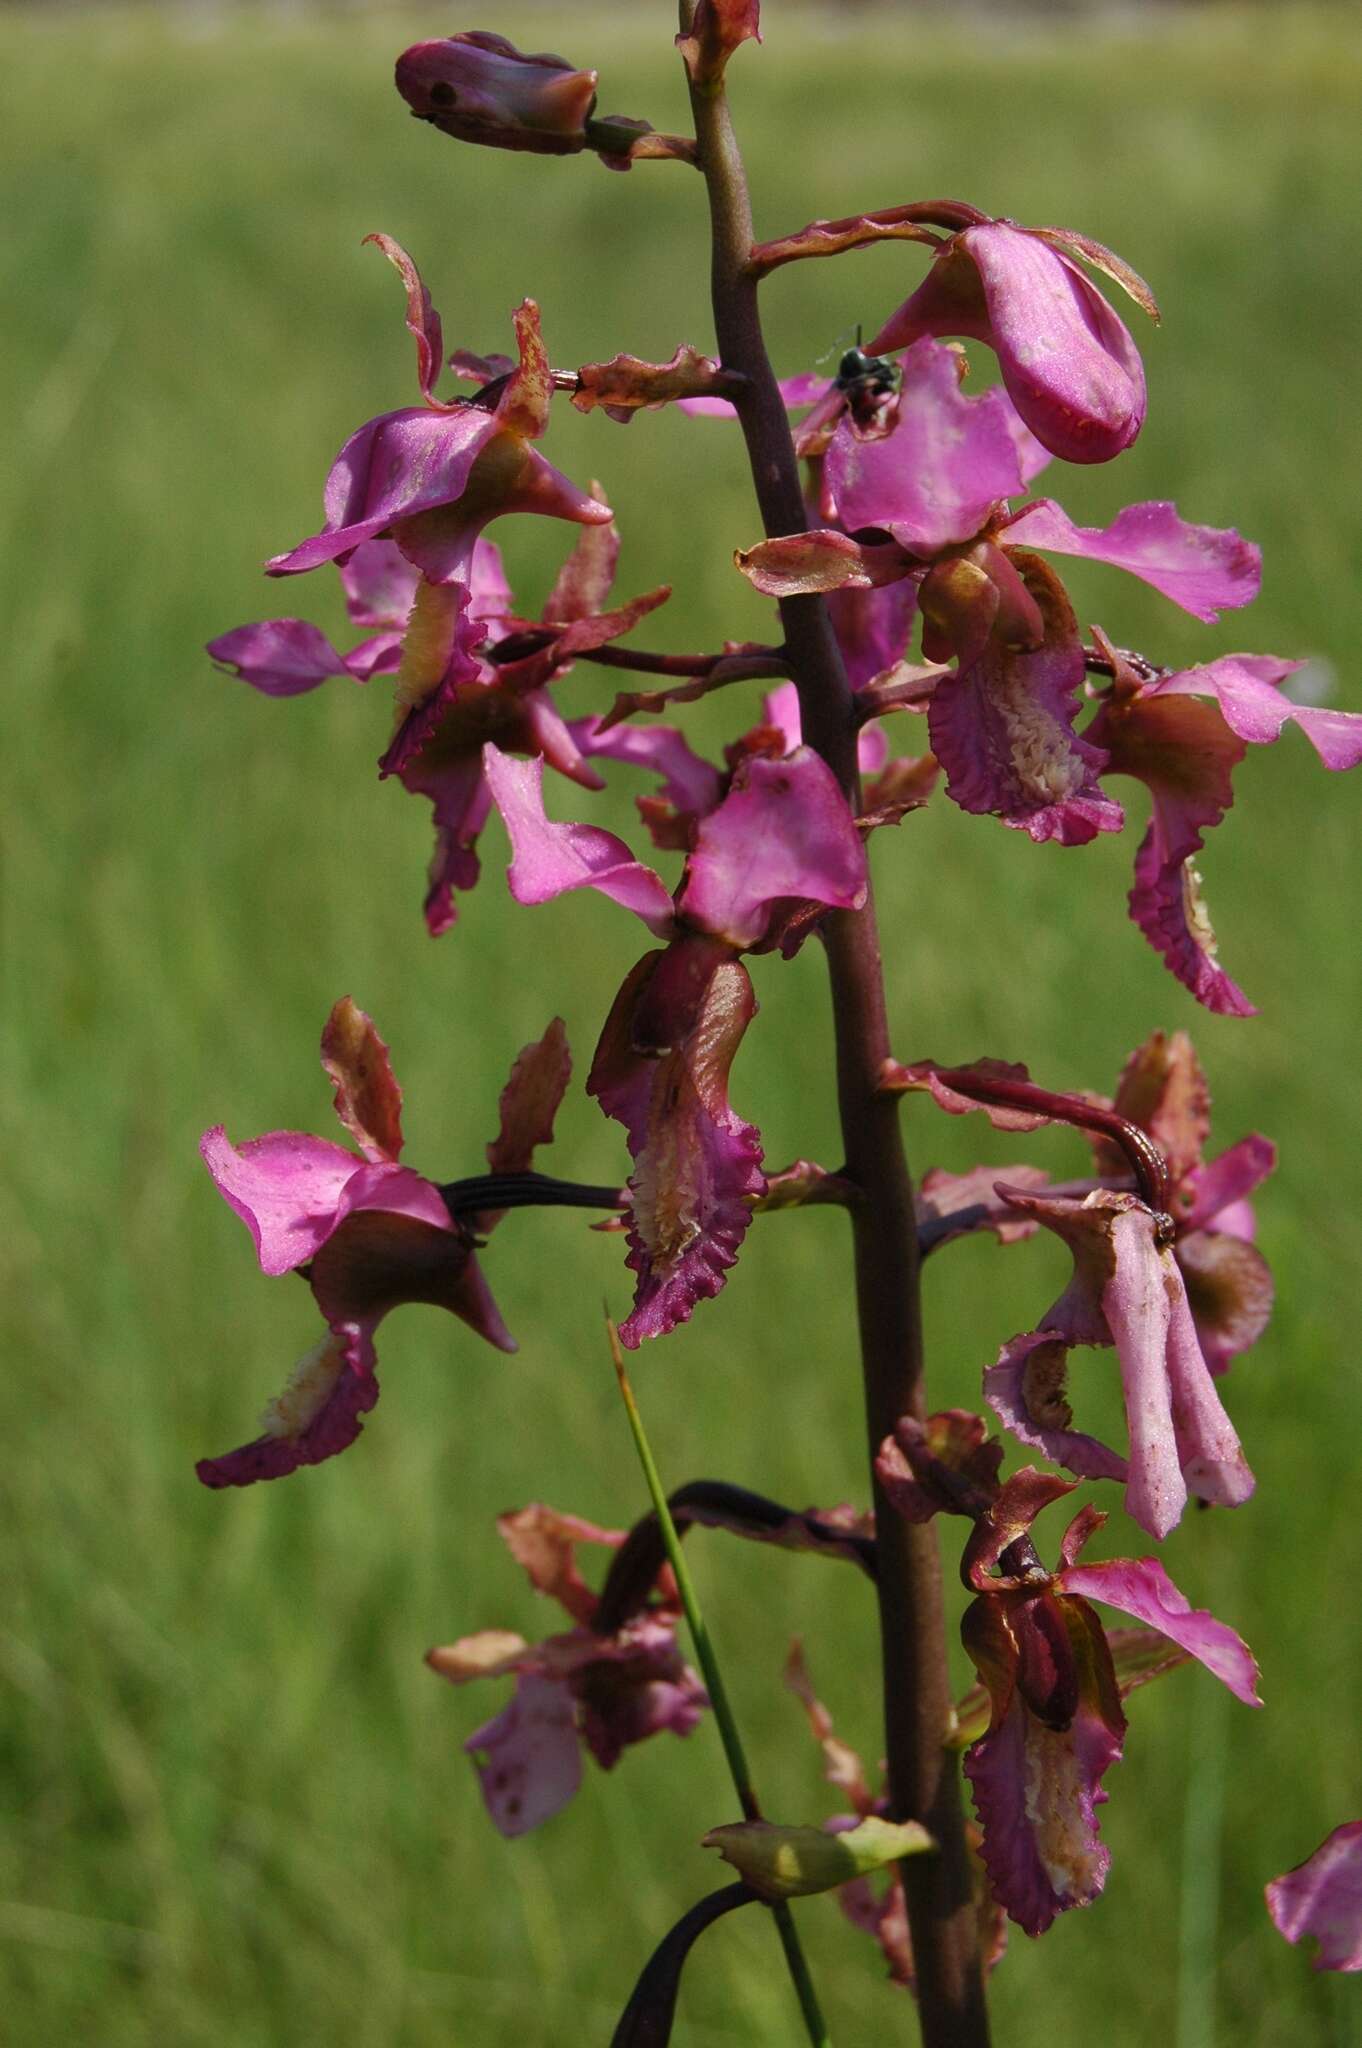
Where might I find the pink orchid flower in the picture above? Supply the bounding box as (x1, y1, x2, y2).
(197, 1002, 568, 1486)
(1085, 637, 1362, 1014)
(266, 235, 609, 588)
(427, 1503, 707, 1836)
(212, 493, 687, 935)
(482, 736, 867, 1344)
(877, 1435, 1259, 1937)
(738, 337, 1260, 849)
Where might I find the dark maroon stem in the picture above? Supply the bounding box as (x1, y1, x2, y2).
(574, 643, 787, 680)
(679, 21, 990, 2044)
(924, 1067, 1172, 1221)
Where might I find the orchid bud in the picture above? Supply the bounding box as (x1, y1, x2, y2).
(871, 221, 1152, 465)
(396, 32, 599, 156)
(702, 1817, 933, 1901)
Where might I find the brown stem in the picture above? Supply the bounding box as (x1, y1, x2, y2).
(679, 18, 990, 2044)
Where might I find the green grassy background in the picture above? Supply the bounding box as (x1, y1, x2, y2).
(4, 4, 1362, 2042)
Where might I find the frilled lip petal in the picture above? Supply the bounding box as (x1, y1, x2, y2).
(196, 1330, 381, 1489)
(870, 221, 1147, 465)
(1056, 1557, 1261, 1705)
(927, 554, 1124, 845)
(387, 746, 492, 938)
(1087, 685, 1254, 1017)
(964, 1681, 1120, 1937)
(199, 1126, 360, 1276)
(825, 338, 1033, 553)
(1266, 1822, 1362, 1972)
(589, 945, 765, 1347)
(482, 745, 678, 935)
(1001, 499, 1260, 623)
(677, 747, 868, 950)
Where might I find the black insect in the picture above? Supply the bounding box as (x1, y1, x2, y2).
(832, 338, 900, 428)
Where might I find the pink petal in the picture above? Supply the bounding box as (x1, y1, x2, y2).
(307, 1166, 516, 1357)
(917, 1163, 1050, 1246)
(1002, 500, 1260, 623)
(266, 407, 496, 577)
(480, 1017, 572, 1223)
(1057, 1558, 1261, 1705)
(1152, 654, 1362, 768)
(342, 630, 404, 681)
(1106, 1028, 1211, 1188)
(883, 1058, 1049, 1133)
(199, 1126, 358, 1276)
(677, 747, 867, 950)
(196, 1328, 381, 1489)
(207, 619, 350, 697)
(965, 1694, 1121, 1936)
(827, 579, 920, 693)
(1100, 1206, 1186, 1539)
(339, 538, 421, 628)
(543, 493, 619, 619)
(1180, 1133, 1276, 1235)
(495, 299, 554, 440)
(1163, 1276, 1255, 1510)
(363, 233, 449, 408)
(575, 1615, 708, 1768)
(574, 717, 723, 819)
(320, 996, 404, 1163)
(589, 945, 764, 1347)
(482, 746, 676, 935)
(1088, 687, 1254, 1015)
(386, 747, 491, 937)
(985, 1331, 1128, 1484)
(467, 536, 516, 629)
(1267, 1822, 1362, 1972)
(826, 338, 1030, 552)
(872, 222, 1147, 466)
(464, 1674, 584, 1837)
(496, 1502, 622, 1624)
(758, 681, 889, 775)
(1177, 1228, 1275, 1376)
(927, 557, 1123, 844)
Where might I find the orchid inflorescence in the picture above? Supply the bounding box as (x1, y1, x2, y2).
(199, 7, 1362, 2038)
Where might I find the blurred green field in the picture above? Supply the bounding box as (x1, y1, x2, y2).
(4, 3, 1362, 2043)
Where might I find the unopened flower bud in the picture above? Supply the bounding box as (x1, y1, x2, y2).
(396, 32, 598, 156)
